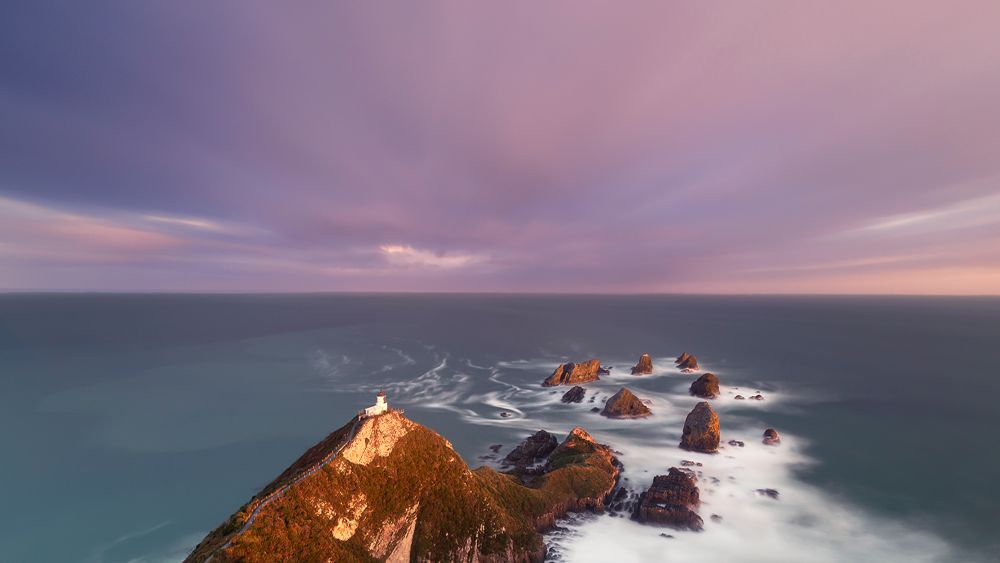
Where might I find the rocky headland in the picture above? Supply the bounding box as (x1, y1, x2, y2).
(186, 411, 619, 563)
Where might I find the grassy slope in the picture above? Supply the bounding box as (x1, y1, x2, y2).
(187, 418, 617, 563)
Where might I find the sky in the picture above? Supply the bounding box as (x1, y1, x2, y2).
(1, 1, 999, 294)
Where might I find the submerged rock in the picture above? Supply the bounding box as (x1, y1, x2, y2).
(727, 440, 745, 447)
(675, 352, 699, 372)
(689, 373, 720, 399)
(680, 402, 720, 453)
(749, 394, 764, 401)
(734, 395, 746, 400)
(756, 488, 780, 500)
(543, 359, 603, 386)
(561, 386, 586, 404)
(504, 430, 558, 468)
(631, 353, 654, 375)
(633, 468, 703, 530)
(601, 387, 652, 419)
(762, 428, 781, 446)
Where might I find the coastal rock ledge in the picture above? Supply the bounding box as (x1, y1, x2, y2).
(542, 359, 603, 386)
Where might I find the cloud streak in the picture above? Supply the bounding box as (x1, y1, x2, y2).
(1, 1, 998, 293)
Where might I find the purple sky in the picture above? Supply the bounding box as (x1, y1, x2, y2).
(2, 2, 999, 293)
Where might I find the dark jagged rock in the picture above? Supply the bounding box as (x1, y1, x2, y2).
(734, 395, 746, 400)
(489, 444, 502, 453)
(630, 353, 654, 375)
(680, 402, 720, 453)
(749, 394, 764, 401)
(542, 359, 603, 386)
(504, 430, 558, 468)
(689, 373, 720, 399)
(756, 488, 780, 500)
(675, 353, 699, 372)
(600, 387, 652, 419)
(561, 386, 586, 404)
(763, 428, 781, 446)
(590, 407, 600, 412)
(598, 365, 611, 375)
(633, 468, 703, 530)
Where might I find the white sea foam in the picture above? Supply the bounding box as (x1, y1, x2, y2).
(452, 356, 963, 563)
(344, 350, 964, 562)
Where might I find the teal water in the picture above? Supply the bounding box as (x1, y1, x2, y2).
(0, 294, 998, 562)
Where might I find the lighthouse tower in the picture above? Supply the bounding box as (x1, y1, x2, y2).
(363, 390, 389, 417)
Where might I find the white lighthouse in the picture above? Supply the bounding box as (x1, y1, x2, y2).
(363, 390, 389, 417)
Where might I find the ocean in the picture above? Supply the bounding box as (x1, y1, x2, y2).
(1, 294, 998, 562)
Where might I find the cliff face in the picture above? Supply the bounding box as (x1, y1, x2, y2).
(186, 412, 618, 563)
(542, 359, 602, 386)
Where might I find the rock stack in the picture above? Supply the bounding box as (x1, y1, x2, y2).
(675, 353, 699, 372)
(762, 428, 781, 446)
(633, 467, 703, 530)
(631, 353, 654, 375)
(542, 359, 603, 386)
(680, 401, 720, 453)
(601, 387, 652, 418)
(689, 373, 720, 399)
(561, 386, 586, 403)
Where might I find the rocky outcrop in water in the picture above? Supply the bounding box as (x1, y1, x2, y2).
(630, 353, 653, 375)
(689, 373, 720, 399)
(503, 430, 558, 468)
(560, 386, 586, 403)
(542, 359, 603, 386)
(633, 467, 703, 530)
(763, 428, 781, 446)
(675, 353, 699, 372)
(680, 401, 720, 453)
(601, 387, 652, 418)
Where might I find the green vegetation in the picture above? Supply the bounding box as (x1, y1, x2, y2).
(185, 415, 617, 563)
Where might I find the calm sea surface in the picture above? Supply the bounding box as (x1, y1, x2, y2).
(1, 294, 998, 562)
